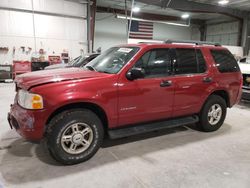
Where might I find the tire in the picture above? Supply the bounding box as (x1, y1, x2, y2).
(46, 109, 104, 165)
(198, 95, 227, 132)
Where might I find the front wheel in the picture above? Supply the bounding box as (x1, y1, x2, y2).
(198, 95, 227, 132)
(46, 109, 104, 165)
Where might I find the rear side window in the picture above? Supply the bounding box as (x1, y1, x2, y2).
(174, 48, 207, 74)
(210, 50, 240, 73)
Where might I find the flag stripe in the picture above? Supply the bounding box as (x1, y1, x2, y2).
(140, 24, 153, 27)
(130, 32, 153, 36)
(139, 25, 153, 29)
(130, 36, 153, 39)
(140, 22, 153, 26)
(130, 35, 153, 38)
(129, 20, 153, 39)
(138, 27, 153, 31)
(139, 29, 153, 32)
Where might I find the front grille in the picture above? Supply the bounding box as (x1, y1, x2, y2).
(242, 74, 250, 88)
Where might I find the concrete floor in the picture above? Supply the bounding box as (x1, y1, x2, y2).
(0, 83, 250, 188)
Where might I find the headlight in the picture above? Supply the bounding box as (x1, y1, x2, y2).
(17, 90, 43, 110)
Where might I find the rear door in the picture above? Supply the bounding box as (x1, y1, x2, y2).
(172, 48, 212, 117)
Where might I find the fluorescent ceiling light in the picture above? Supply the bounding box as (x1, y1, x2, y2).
(132, 7, 140, 12)
(181, 14, 190, 19)
(218, 0, 229, 5)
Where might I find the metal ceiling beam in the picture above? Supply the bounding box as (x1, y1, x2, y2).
(97, 6, 179, 21)
(96, 6, 203, 25)
(137, 0, 250, 20)
(0, 6, 87, 20)
(90, 0, 97, 52)
(87, 0, 91, 53)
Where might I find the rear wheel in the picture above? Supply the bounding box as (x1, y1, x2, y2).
(46, 109, 104, 165)
(198, 95, 227, 132)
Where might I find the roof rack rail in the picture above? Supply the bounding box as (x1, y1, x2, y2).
(165, 39, 221, 47)
(138, 42, 163, 44)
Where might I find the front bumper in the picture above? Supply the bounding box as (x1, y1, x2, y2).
(8, 103, 47, 141)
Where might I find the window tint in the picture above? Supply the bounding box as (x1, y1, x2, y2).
(196, 49, 207, 73)
(211, 50, 240, 73)
(174, 48, 207, 74)
(134, 49, 172, 78)
(174, 48, 197, 74)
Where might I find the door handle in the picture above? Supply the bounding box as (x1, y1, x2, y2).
(203, 77, 213, 83)
(160, 80, 172, 87)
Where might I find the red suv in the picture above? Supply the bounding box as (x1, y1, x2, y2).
(8, 40, 242, 164)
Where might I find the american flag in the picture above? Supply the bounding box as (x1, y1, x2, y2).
(129, 20, 153, 39)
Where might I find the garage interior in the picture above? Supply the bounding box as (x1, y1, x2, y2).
(0, 0, 250, 187)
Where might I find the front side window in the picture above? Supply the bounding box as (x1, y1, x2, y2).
(210, 49, 240, 73)
(134, 49, 172, 78)
(85, 47, 139, 74)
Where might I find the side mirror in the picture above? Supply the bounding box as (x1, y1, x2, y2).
(126, 68, 145, 80)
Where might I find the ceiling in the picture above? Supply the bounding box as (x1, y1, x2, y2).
(96, 0, 236, 21)
(189, 0, 250, 11)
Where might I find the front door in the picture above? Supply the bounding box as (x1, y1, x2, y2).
(117, 48, 175, 127)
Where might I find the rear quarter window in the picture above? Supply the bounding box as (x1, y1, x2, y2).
(210, 49, 240, 73)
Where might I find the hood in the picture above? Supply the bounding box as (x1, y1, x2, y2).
(239, 63, 250, 74)
(15, 68, 108, 90)
(45, 64, 69, 70)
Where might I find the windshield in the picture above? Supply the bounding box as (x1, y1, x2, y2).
(84, 47, 140, 74)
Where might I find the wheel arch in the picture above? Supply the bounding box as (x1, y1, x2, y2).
(207, 90, 230, 107)
(45, 102, 109, 135)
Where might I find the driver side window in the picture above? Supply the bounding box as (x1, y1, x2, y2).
(134, 49, 172, 78)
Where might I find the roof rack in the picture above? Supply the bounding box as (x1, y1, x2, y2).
(138, 42, 163, 44)
(165, 39, 221, 47)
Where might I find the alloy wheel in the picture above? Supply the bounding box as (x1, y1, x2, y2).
(60, 123, 93, 154)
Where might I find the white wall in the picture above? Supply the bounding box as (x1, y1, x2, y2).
(153, 23, 192, 41)
(191, 26, 201, 41)
(94, 13, 127, 52)
(224, 45, 243, 58)
(0, 0, 87, 64)
(94, 13, 197, 51)
(206, 21, 239, 46)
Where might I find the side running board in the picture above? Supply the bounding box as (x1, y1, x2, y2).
(108, 116, 199, 139)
